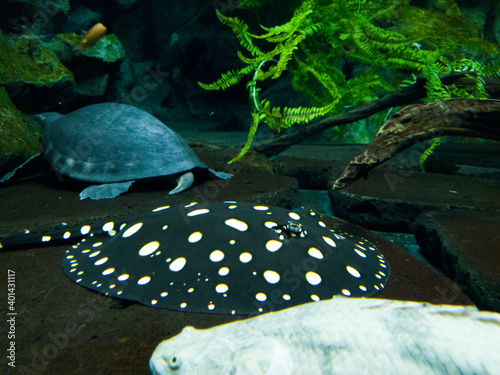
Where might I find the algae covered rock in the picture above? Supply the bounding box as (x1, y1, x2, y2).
(51, 33, 126, 64)
(0, 30, 74, 110)
(0, 87, 42, 176)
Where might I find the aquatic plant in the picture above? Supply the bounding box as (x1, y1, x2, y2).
(200, 0, 499, 162)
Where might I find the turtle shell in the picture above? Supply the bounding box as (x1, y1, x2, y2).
(41, 103, 208, 183)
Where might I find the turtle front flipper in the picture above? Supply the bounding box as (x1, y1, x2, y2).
(80, 181, 134, 200)
(169, 172, 194, 195)
(0, 153, 44, 184)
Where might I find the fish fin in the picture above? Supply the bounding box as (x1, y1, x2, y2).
(169, 172, 194, 194)
(79, 181, 134, 200)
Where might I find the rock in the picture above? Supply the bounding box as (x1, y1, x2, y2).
(74, 74, 109, 98)
(65, 6, 103, 33)
(274, 145, 363, 189)
(328, 169, 500, 233)
(415, 210, 500, 313)
(0, 31, 74, 111)
(0, 87, 42, 177)
(422, 142, 500, 180)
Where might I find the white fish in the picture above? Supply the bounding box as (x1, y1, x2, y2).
(150, 297, 500, 375)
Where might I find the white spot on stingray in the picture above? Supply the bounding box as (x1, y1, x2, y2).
(151, 300, 158, 305)
(342, 289, 351, 296)
(185, 202, 197, 207)
(180, 302, 187, 309)
(122, 222, 143, 238)
(66, 255, 74, 259)
(102, 222, 114, 232)
(94, 257, 108, 266)
(219, 267, 229, 276)
(119, 223, 126, 230)
(229, 239, 236, 245)
(263, 270, 280, 284)
(80, 225, 91, 235)
(118, 274, 129, 281)
(216, 284, 228, 293)
(239, 252, 252, 263)
(266, 240, 282, 252)
(92, 242, 103, 247)
(322, 236, 336, 247)
(208, 304, 215, 311)
(41, 236, 51, 242)
(76, 279, 82, 283)
(375, 274, 382, 279)
(139, 241, 160, 256)
(138, 276, 151, 285)
(255, 293, 267, 302)
(188, 288, 194, 293)
(188, 231, 202, 243)
(311, 295, 320, 301)
(152, 205, 170, 212)
(346, 266, 361, 278)
(264, 221, 277, 229)
(283, 294, 291, 301)
(77, 271, 83, 275)
(169, 257, 187, 272)
(63, 231, 71, 239)
(161, 292, 168, 297)
(380, 263, 387, 268)
(379, 271, 386, 277)
(117, 291, 123, 295)
(89, 251, 100, 258)
(231, 310, 235, 315)
(228, 205, 237, 209)
(69, 268, 76, 273)
(318, 221, 326, 228)
(253, 205, 269, 211)
(306, 271, 321, 285)
(308, 247, 324, 259)
(288, 212, 300, 220)
(355, 249, 367, 258)
(225, 218, 248, 231)
(210, 250, 224, 262)
(102, 268, 115, 276)
(162, 225, 168, 230)
(109, 284, 116, 289)
(187, 208, 210, 216)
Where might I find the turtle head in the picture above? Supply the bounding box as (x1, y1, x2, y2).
(34, 112, 64, 128)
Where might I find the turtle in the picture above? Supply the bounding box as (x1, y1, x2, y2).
(0, 103, 232, 199)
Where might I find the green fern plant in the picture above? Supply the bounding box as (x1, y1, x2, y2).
(200, 0, 499, 162)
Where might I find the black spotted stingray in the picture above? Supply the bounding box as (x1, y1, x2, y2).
(1, 201, 390, 315)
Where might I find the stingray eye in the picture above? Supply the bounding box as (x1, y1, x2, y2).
(168, 355, 180, 370)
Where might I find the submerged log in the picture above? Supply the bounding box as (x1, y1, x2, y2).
(331, 98, 500, 190)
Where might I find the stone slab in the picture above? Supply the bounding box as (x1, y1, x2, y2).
(415, 210, 500, 312)
(328, 169, 500, 233)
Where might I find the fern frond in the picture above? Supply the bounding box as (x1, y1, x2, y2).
(216, 10, 262, 56)
(229, 111, 262, 163)
(273, 34, 305, 78)
(253, 0, 316, 42)
(198, 65, 254, 90)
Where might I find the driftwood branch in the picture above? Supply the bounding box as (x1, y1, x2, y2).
(331, 98, 500, 190)
(253, 72, 500, 155)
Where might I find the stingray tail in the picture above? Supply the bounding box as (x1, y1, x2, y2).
(0, 219, 124, 250)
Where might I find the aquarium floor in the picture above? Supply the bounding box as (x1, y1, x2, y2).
(0, 170, 475, 374)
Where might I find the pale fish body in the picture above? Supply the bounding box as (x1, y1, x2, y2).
(150, 297, 500, 375)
